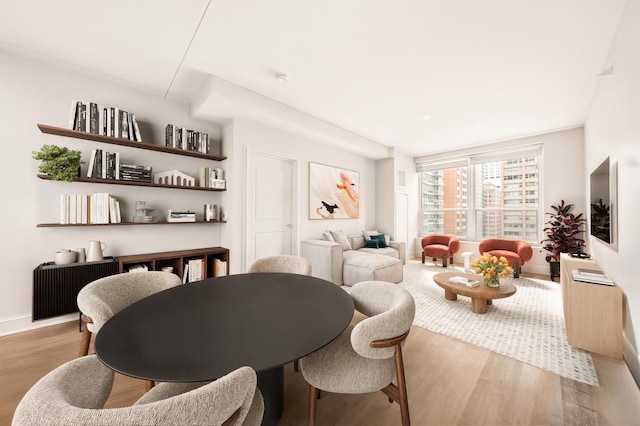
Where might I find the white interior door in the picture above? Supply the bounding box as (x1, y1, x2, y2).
(245, 149, 297, 270)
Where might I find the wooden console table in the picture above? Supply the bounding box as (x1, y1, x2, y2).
(559, 254, 623, 359)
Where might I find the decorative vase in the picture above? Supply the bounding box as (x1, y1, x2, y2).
(484, 274, 500, 288)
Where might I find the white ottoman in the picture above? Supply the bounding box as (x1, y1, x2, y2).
(342, 253, 403, 287)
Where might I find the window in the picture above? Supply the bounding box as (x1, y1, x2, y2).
(418, 145, 541, 242)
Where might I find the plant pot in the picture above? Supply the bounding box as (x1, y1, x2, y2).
(549, 261, 560, 281)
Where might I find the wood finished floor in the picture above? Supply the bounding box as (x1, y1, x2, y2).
(1, 318, 639, 426)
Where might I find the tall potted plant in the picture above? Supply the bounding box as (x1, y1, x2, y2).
(540, 200, 587, 281)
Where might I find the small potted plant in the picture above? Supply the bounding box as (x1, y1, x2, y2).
(540, 200, 587, 281)
(32, 144, 82, 182)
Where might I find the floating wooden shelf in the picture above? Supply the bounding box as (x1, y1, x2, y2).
(36, 174, 225, 192)
(37, 221, 226, 228)
(37, 124, 227, 161)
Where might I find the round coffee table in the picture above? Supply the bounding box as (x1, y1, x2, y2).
(433, 272, 517, 314)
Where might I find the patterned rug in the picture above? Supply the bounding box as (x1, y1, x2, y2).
(400, 260, 599, 386)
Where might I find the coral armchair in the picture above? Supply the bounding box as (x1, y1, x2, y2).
(421, 235, 460, 267)
(478, 238, 533, 278)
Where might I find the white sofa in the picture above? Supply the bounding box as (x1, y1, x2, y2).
(301, 231, 406, 287)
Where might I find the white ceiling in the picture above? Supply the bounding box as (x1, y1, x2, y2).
(0, 0, 627, 159)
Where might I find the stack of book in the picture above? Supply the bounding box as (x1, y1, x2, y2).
(165, 124, 210, 154)
(120, 163, 152, 183)
(68, 100, 143, 141)
(198, 167, 226, 189)
(167, 210, 196, 223)
(449, 276, 480, 287)
(60, 193, 121, 224)
(572, 268, 614, 285)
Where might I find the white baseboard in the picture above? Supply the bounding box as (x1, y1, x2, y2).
(625, 337, 640, 389)
(0, 313, 77, 337)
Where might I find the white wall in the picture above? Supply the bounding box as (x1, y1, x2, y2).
(0, 49, 224, 335)
(216, 119, 377, 274)
(584, 0, 640, 383)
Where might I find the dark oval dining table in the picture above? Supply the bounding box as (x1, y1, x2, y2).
(95, 272, 354, 426)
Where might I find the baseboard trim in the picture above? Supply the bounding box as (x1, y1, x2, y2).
(0, 313, 77, 337)
(625, 336, 640, 389)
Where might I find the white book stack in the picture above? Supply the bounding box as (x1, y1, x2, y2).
(571, 268, 614, 286)
(449, 276, 481, 287)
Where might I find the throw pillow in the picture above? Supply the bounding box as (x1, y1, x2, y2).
(364, 239, 379, 249)
(363, 229, 379, 240)
(323, 231, 335, 242)
(370, 234, 387, 248)
(383, 234, 391, 246)
(330, 230, 353, 251)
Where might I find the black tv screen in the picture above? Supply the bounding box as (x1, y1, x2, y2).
(590, 157, 611, 244)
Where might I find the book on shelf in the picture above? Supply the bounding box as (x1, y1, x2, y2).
(576, 268, 606, 277)
(214, 258, 227, 277)
(182, 263, 189, 284)
(68, 100, 79, 130)
(127, 263, 149, 273)
(187, 258, 205, 283)
(167, 210, 196, 222)
(449, 276, 480, 287)
(131, 113, 143, 141)
(571, 269, 614, 285)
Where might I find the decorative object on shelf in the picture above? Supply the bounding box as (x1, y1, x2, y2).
(540, 200, 587, 281)
(153, 170, 195, 187)
(204, 204, 217, 222)
(309, 161, 359, 220)
(219, 207, 226, 222)
(133, 201, 156, 223)
(470, 252, 513, 287)
(86, 240, 107, 262)
(54, 249, 77, 265)
(76, 248, 86, 263)
(32, 144, 83, 182)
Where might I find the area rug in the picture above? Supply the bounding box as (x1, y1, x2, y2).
(400, 260, 599, 386)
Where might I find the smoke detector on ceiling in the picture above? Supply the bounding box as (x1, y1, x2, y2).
(276, 73, 289, 82)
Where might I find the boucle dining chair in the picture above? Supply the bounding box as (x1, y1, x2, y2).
(299, 280, 416, 426)
(12, 355, 264, 426)
(248, 254, 312, 275)
(76, 271, 182, 358)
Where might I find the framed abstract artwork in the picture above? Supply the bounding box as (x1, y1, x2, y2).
(309, 162, 359, 219)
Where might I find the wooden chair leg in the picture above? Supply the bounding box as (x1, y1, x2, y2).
(394, 344, 411, 426)
(294, 359, 299, 372)
(442, 255, 447, 267)
(309, 385, 319, 426)
(78, 327, 91, 357)
(421, 252, 425, 263)
(78, 314, 93, 357)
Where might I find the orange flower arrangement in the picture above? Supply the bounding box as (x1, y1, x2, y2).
(470, 252, 513, 287)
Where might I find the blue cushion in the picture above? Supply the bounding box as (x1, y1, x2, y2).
(370, 234, 387, 248)
(364, 239, 379, 249)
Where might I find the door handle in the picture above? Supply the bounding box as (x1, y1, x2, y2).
(286, 224, 292, 228)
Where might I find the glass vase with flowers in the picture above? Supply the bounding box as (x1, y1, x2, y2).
(470, 253, 513, 287)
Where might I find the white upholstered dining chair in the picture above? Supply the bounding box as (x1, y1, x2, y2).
(299, 280, 416, 426)
(12, 354, 264, 426)
(76, 271, 182, 357)
(248, 255, 312, 275)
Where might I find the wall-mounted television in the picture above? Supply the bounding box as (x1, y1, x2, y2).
(589, 157, 616, 246)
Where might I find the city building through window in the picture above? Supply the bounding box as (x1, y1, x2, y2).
(418, 145, 541, 242)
